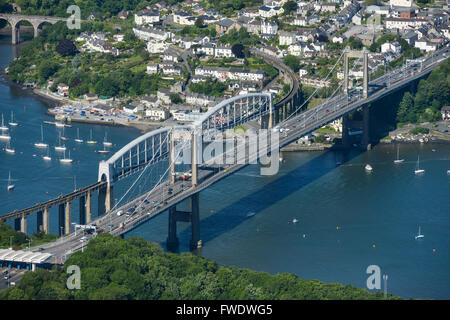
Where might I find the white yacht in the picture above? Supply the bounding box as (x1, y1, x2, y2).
(415, 226, 424, 240)
(9, 111, 18, 126)
(43, 148, 51, 161)
(5, 141, 15, 154)
(60, 150, 73, 163)
(365, 164, 373, 172)
(0, 114, 9, 131)
(7, 171, 14, 191)
(394, 144, 404, 164)
(74, 128, 83, 143)
(414, 156, 425, 174)
(55, 133, 66, 151)
(103, 132, 112, 147)
(34, 125, 48, 148)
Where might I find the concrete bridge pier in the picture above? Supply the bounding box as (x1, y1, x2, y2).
(342, 114, 351, 149)
(43, 207, 49, 234)
(79, 196, 86, 225)
(11, 25, 19, 45)
(361, 105, 371, 150)
(274, 106, 280, 125)
(105, 185, 114, 213)
(98, 186, 106, 217)
(86, 191, 92, 224)
(20, 214, 27, 234)
(37, 211, 43, 233)
(14, 218, 20, 232)
(166, 193, 201, 252)
(58, 204, 65, 236)
(65, 201, 71, 235)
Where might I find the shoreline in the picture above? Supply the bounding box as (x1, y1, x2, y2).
(1, 69, 160, 134)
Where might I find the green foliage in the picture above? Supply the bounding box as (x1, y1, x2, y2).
(195, 17, 205, 29)
(0, 234, 403, 300)
(190, 78, 227, 97)
(282, 1, 298, 16)
(0, 224, 58, 249)
(202, 0, 263, 15)
(396, 58, 449, 124)
(283, 55, 301, 72)
(169, 93, 182, 104)
(55, 39, 77, 57)
(410, 127, 430, 135)
(218, 28, 259, 46)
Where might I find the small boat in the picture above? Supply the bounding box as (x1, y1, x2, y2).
(55, 133, 66, 151)
(0, 114, 9, 131)
(246, 212, 256, 218)
(447, 170, 450, 175)
(365, 164, 373, 172)
(7, 171, 14, 191)
(415, 226, 424, 240)
(103, 132, 112, 147)
(292, 218, 299, 223)
(5, 141, 15, 154)
(60, 126, 68, 141)
(98, 147, 110, 154)
(55, 122, 65, 128)
(43, 148, 51, 161)
(34, 125, 48, 148)
(60, 150, 73, 163)
(0, 131, 11, 141)
(74, 128, 83, 143)
(394, 144, 404, 164)
(8, 111, 18, 126)
(414, 156, 425, 174)
(87, 129, 97, 144)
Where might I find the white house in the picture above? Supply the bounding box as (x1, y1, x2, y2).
(279, 31, 296, 46)
(215, 46, 234, 58)
(134, 10, 160, 26)
(146, 63, 159, 74)
(133, 26, 172, 41)
(389, 0, 412, 7)
(381, 41, 401, 54)
(414, 39, 437, 52)
(147, 41, 169, 54)
(261, 20, 278, 35)
(146, 108, 169, 120)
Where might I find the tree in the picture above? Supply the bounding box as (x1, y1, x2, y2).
(283, 55, 300, 72)
(195, 17, 205, 28)
(231, 44, 245, 59)
(38, 60, 58, 82)
(282, 1, 298, 16)
(169, 93, 182, 104)
(55, 39, 77, 57)
(396, 92, 414, 123)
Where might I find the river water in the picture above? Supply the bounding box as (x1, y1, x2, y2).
(1, 36, 449, 299)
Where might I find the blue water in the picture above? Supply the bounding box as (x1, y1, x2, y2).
(1, 35, 450, 299)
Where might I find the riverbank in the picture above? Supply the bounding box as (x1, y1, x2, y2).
(1, 70, 160, 133)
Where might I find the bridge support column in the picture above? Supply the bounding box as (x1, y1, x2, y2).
(14, 218, 20, 231)
(105, 185, 113, 213)
(33, 24, 39, 38)
(189, 193, 201, 251)
(37, 211, 43, 233)
(11, 24, 19, 45)
(170, 132, 176, 184)
(43, 207, 50, 234)
(98, 186, 106, 217)
(166, 206, 179, 251)
(79, 196, 86, 225)
(58, 204, 65, 236)
(362, 105, 371, 150)
(363, 49, 369, 99)
(344, 51, 349, 96)
(65, 201, 71, 235)
(342, 114, 351, 149)
(86, 191, 92, 223)
(274, 107, 279, 125)
(191, 133, 198, 187)
(166, 193, 201, 252)
(20, 214, 27, 235)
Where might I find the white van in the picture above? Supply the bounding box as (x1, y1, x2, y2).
(117, 210, 124, 216)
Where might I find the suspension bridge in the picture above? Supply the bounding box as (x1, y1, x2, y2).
(1, 45, 448, 267)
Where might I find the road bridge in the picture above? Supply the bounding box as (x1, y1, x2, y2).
(3, 46, 449, 264)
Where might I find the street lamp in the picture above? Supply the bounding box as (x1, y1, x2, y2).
(9, 236, 13, 250)
(383, 274, 388, 299)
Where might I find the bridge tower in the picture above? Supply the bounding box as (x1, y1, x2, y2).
(342, 47, 371, 150)
(343, 47, 369, 99)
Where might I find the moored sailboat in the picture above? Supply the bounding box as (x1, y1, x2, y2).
(87, 129, 97, 144)
(74, 128, 83, 143)
(394, 144, 404, 164)
(34, 125, 48, 148)
(9, 111, 18, 126)
(7, 171, 15, 191)
(414, 156, 425, 174)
